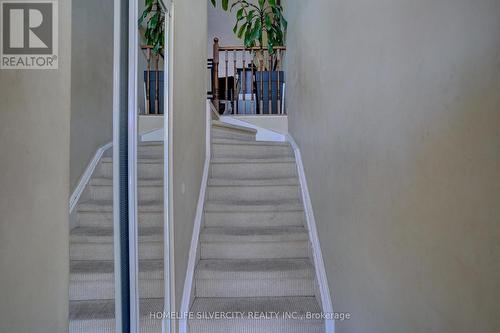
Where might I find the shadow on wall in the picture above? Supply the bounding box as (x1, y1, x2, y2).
(284, 0, 500, 332)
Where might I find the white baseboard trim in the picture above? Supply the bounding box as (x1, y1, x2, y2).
(219, 116, 286, 142)
(179, 101, 212, 333)
(286, 134, 335, 333)
(69, 142, 113, 213)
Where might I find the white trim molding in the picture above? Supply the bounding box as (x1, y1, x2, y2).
(69, 142, 112, 213)
(140, 128, 164, 142)
(162, 2, 175, 332)
(286, 134, 335, 333)
(179, 101, 212, 333)
(219, 116, 286, 142)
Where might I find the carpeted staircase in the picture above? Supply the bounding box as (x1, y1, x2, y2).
(188, 121, 324, 332)
(69, 120, 324, 332)
(69, 142, 165, 332)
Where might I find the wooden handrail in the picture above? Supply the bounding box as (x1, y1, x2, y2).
(212, 37, 286, 116)
(218, 45, 286, 51)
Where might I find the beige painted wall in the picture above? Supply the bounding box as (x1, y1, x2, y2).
(284, 0, 500, 332)
(70, 0, 114, 191)
(207, 0, 249, 56)
(0, 0, 71, 331)
(139, 115, 163, 134)
(172, 0, 207, 314)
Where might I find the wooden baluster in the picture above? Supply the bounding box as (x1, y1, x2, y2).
(268, 51, 272, 115)
(155, 55, 159, 115)
(146, 47, 151, 115)
(251, 51, 255, 114)
(242, 51, 246, 115)
(233, 50, 237, 114)
(225, 50, 228, 114)
(213, 38, 220, 113)
(277, 49, 281, 114)
(260, 49, 264, 114)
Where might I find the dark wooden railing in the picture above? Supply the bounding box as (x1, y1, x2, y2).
(141, 45, 163, 115)
(212, 38, 286, 116)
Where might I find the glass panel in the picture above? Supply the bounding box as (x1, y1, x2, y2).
(137, 0, 169, 331)
(68, 0, 117, 330)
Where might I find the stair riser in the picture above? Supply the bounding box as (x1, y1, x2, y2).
(212, 144, 293, 159)
(195, 278, 315, 298)
(201, 241, 309, 259)
(204, 211, 305, 228)
(96, 162, 163, 179)
(138, 145, 164, 157)
(70, 319, 161, 333)
(212, 129, 255, 142)
(210, 162, 296, 179)
(70, 243, 163, 261)
(188, 319, 324, 333)
(205, 202, 303, 213)
(89, 185, 163, 202)
(207, 185, 300, 202)
(77, 212, 163, 228)
(70, 278, 163, 301)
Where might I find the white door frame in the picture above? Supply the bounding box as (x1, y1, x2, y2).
(160, 2, 175, 333)
(128, 0, 140, 329)
(112, 0, 125, 331)
(112, 0, 174, 332)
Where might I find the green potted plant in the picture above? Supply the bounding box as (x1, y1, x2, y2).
(211, 0, 287, 114)
(139, 0, 165, 114)
(210, 0, 287, 56)
(139, 0, 165, 56)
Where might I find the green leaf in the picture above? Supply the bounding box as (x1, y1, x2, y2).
(268, 0, 276, 6)
(264, 13, 272, 30)
(237, 24, 246, 38)
(222, 0, 229, 10)
(236, 8, 244, 20)
(247, 9, 256, 20)
(210, 0, 216, 7)
(249, 20, 261, 42)
(258, 0, 265, 9)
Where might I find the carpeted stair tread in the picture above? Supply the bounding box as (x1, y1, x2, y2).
(69, 298, 163, 321)
(77, 199, 163, 213)
(90, 178, 163, 186)
(208, 177, 298, 186)
(211, 157, 295, 164)
(201, 226, 307, 240)
(212, 120, 258, 134)
(212, 139, 290, 147)
(190, 296, 321, 315)
(71, 226, 162, 239)
(196, 258, 314, 278)
(205, 199, 303, 212)
(70, 259, 163, 275)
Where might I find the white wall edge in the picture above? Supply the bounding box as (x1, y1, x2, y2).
(179, 101, 212, 333)
(219, 116, 286, 142)
(286, 134, 335, 333)
(69, 142, 112, 213)
(140, 127, 164, 142)
(162, 3, 175, 332)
